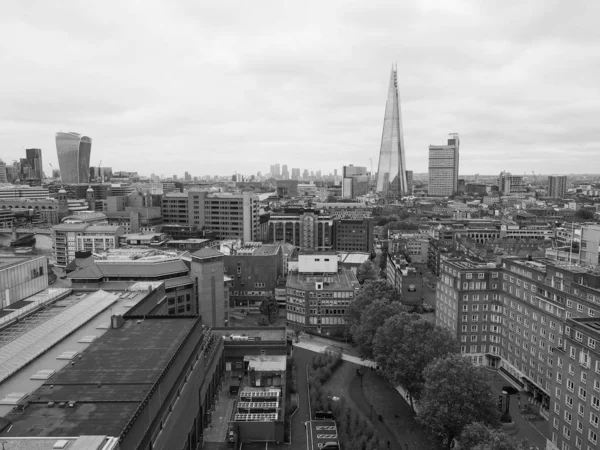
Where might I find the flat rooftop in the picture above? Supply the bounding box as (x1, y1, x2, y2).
(0, 317, 198, 438)
(215, 327, 286, 342)
(0, 436, 118, 450)
(245, 354, 286, 372)
(287, 269, 359, 291)
(0, 289, 139, 417)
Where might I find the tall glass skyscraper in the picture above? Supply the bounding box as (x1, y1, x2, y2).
(55, 132, 92, 183)
(25, 148, 43, 179)
(376, 65, 408, 200)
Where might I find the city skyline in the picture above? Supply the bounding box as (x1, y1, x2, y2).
(1, 2, 599, 176)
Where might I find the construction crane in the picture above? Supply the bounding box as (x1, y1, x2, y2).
(531, 171, 538, 184)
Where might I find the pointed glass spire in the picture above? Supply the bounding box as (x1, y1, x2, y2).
(376, 65, 408, 199)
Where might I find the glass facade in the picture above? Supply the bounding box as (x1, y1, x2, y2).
(55, 132, 92, 183)
(376, 66, 408, 199)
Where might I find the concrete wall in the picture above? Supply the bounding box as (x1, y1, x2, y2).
(191, 255, 226, 327)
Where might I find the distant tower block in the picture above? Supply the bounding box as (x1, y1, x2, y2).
(376, 65, 409, 200)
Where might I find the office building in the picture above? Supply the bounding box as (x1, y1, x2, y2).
(376, 65, 409, 199)
(342, 165, 369, 199)
(0, 160, 6, 183)
(281, 165, 289, 180)
(90, 166, 113, 182)
(276, 180, 299, 197)
(291, 168, 301, 180)
(0, 185, 49, 200)
(52, 223, 123, 266)
(406, 170, 413, 195)
(286, 253, 360, 334)
(267, 208, 333, 251)
(223, 244, 284, 311)
(548, 176, 568, 198)
(25, 148, 43, 179)
(333, 218, 374, 253)
(162, 191, 260, 242)
(428, 134, 460, 197)
(499, 171, 526, 195)
(55, 131, 92, 183)
(581, 225, 600, 267)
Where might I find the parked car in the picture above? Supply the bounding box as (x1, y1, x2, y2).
(408, 284, 416, 292)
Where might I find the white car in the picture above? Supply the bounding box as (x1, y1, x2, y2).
(408, 284, 416, 292)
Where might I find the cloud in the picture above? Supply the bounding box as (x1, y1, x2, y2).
(0, 0, 598, 177)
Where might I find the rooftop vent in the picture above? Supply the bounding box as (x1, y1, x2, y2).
(53, 440, 69, 449)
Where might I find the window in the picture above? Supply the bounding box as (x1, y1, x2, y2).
(565, 410, 572, 424)
(589, 429, 597, 445)
(591, 412, 599, 428)
(580, 387, 588, 401)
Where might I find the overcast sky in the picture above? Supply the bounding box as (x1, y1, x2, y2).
(1, 0, 599, 178)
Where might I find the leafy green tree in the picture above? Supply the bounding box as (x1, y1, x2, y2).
(460, 422, 529, 450)
(345, 280, 401, 332)
(373, 314, 459, 411)
(351, 299, 406, 358)
(259, 294, 278, 324)
(418, 354, 500, 449)
(356, 261, 378, 284)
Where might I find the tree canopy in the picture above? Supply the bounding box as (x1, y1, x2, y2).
(418, 354, 500, 449)
(345, 280, 402, 332)
(259, 295, 279, 324)
(460, 422, 530, 450)
(373, 314, 460, 409)
(351, 299, 406, 358)
(575, 208, 595, 220)
(356, 260, 378, 284)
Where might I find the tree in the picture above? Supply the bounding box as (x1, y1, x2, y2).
(351, 299, 406, 358)
(379, 247, 388, 272)
(373, 314, 459, 410)
(418, 354, 500, 449)
(356, 261, 378, 284)
(460, 422, 529, 450)
(575, 208, 594, 220)
(345, 280, 402, 332)
(259, 294, 278, 324)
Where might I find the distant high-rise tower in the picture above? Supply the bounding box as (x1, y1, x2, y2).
(428, 134, 460, 197)
(547, 175, 567, 198)
(25, 148, 43, 179)
(376, 65, 408, 199)
(55, 132, 92, 184)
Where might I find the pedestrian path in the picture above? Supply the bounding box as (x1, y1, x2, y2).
(294, 339, 377, 367)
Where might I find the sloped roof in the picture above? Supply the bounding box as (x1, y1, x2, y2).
(68, 260, 188, 280)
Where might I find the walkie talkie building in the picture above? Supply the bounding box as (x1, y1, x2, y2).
(55, 132, 92, 184)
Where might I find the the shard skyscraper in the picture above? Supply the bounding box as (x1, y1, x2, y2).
(376, 65, 408, 200)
